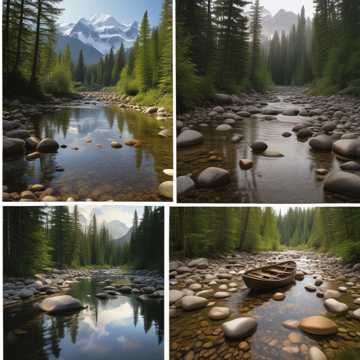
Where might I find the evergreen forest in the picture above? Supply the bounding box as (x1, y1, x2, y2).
(4, 206, 164, 277)
(170, 207, 360, 263)
(3, 0, 172, 108)
(176, 0, 360, 111)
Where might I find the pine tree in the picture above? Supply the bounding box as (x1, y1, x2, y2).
(112, 43, 126, 84)
(75, 49, 86, 83)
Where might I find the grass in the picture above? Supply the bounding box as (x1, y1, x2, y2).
(133, 89, 172, 112)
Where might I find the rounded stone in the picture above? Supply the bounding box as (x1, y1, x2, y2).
(197, 167, 230, 188)
(324, 171, 360, 198)
(273, 292, 285, 301)
(299, 316, 337, 335)
(324, 290, 341, 299)
(39, 295, 84, 314)
(181, 296, 208, 311)
(222, 317, 257, 340)
(251, 141, 268, 153)
(208, 307, 231, 320)
(158, 181, 173, 199)
(216, 124, 233, 132)
(177, 176, 195, 196)
(177, 130, 204, 147)
(37, 138, 59, 153)
(213, 291, 230, 299)
(324, 299, 349, 314)
(309, 346, 327, 360)
(309, 135, 334, 151)
(239, 159, 253, 170)
(333, 139, 360, 159)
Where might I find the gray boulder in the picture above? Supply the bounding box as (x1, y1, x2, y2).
(177, 130, 204, 147)
(181, 296, 208, 311)
(37, 138, 59, 153)
(333, 139, 360, 160)
(3, 136, 26, 156)
(177, 176, 195, 196)
(324, 171, 360, 198)
(197, 167, 230, 188)
(6, 129, 31, 140)
(251, 141, 268, 152)
(309, 135, 334, 151)
(222, 317, 257, 340)
(39, 295, 84, 314)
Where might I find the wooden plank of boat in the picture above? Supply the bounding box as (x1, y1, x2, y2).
(243, 261, 297, 291)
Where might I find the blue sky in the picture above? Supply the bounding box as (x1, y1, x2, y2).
(59, 0, 163, 26)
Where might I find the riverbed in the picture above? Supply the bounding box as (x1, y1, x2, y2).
(170, 251, 360, 360)
(4, 274, 164, 360)
(4, 102, 172, 201)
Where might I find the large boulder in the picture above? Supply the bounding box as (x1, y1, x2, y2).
(177, 130, 204, 148)
(39, 295, 84, 314)
(340, 161, 360, 171)
(177, 176, 195, 196)
(299, 316, 337, 335)
(197, 167, 230, 188)
(3, 136, 26, 157)
(324, 171, 360, 198)
(181, 296, 208, 311)
(170, 290, 184, 305)
(188, 258, 209, 269)
(324, 299, 349, 314)
(222, 317, 257, 340)
(309, 135, 334, 152)
(214, 93, 233, 104)
(37, 138, 59, 153)
(333, 139, 360, 160)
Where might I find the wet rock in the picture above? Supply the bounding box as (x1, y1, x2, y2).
(26, 136, 40, 149)
(26, 152, 41, 161)
(305, 285, 316, 292)
(216, 124, 233, 131)
(352, 308, 360, 320)
(20, 191, 37, 200)
(309, 346, 327, 360)
(262, 150, 284, 158)
(324, 299, 349, 314)
(263, 108, 280, 115)
(239, 159, 253, 170)
(288, 332, 302, 343)
(177, 130, 204, 147)
(188, 258, 209, 269)
(177, 176, 195, 196)
(299, 316, 337, 335)
(163, 169, 174, 177)
(158, 129, 172, 138)
(295, 271, 304, 280)
(3, 119, 21, 131)
(189, 283, 202, 291)
(158, 181, 173, 199)
(316, 169, 329, 176)
(231, 134, 243, 143)
(322, 121, 337, 132)
(41, 196, 58, 202)
(119, 286, 132, 294)
(214, 93, 233, 104)
(6, 129, 31, 140)
(170, 290, 184, 304)
(37, 138, 59, 153)
(19, 288, 35, 299)
(39, 295, 84, 314)
(3, 136, 26, 156)
(125, 139, 141, 146)
(282, 132, 292, 137)
(297, 128, 313, 138)
(273, 292, 285, 301)
(222, 317, 257, 340)
(324, 171, 360, 198)
(208, 306, 231, 320)
(282, 320, 300, 329)
(283, 109, 299, 116)
(197, 167, 230, 188)
(111, 141, 122, 148)
(309, 135, 334, 151)
(181, 296, 208, 311)
(213, 291, 230, 299)
(96, 293, 109, 299)
(29, 184, 45, 192)
(333, 139, 360, 159)
(251, 141, 268, 153)
(340, 161, 360, 171)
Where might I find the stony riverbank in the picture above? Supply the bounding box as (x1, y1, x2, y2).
(170, 251, 360, 360)
(4, 267, 164, 309)
(177, 87, 360, 202)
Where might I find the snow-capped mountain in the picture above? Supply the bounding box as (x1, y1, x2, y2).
(57, 14, 139, 64)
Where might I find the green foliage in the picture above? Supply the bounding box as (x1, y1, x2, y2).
(43, 56, 73, 94)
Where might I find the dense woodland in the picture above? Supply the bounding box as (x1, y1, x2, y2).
(3, 0, 172, 107)
(177, 0, 360, 111)
(170, 207, 360, 263)
(4, 206, 164, 276)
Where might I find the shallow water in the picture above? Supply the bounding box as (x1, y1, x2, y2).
(178, 97, 345, 203)
(171, 273, 360, 360)
(4, 104, 172, 201)
(4, 278, 164, 360)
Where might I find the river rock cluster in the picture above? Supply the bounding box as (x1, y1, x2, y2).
(170, 251, 360, 360)
(177, 88, 360, 201)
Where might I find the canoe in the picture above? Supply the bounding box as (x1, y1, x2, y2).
(243, 261, 296, 291)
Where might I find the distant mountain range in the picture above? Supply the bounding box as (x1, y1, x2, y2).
(56, 14, 139, 64)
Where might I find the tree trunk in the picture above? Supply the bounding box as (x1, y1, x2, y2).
(4, 0, 12, 74)
(14, 0, 26, 73)
(30, 0, 42, 88)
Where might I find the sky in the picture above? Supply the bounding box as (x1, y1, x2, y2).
(77, 205, 145, 228)
(260, 0, 314, 17)
(59, 0, 162, 26)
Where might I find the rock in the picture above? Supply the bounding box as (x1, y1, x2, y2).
(273, 292, 285, 301)
(213, 291, 230, 299)
(288, 332, 302, 343)
(208, 307, 231, 320)
(96, 293, 109, 299)
(324, 171, 360, 198)
(26, 152, 41, 161)
(146, 106, 158, 114)
(213, 106, 224, 113)
(170, 290, 184, 304)
(177, 130, 204, 147)
(322, 121, 337, 132)
(189, 283, 202, 291)
(158, 181, 173, 199)
(214, 93, 233, 104)
(20, 190, 37, 200)
(3, 136, 26, 156)
(340, 161, 360, 171)
(299, 316, 337, 335)
(6, 129, 31, 140)
(29, 184, 45, 192)
(309, 347, 327, 360)
(39, 295, 84, 314)
(216, 124, 233, 131)
(297, 128, 313, 138)
(283, 109, 299, 116)
(41, 196, 57, 202)
(251, 141, 268, 153)
(262, 150, 284, 158)
(163, 169, 174, 177)
(282, 320, 300, 329)
(3, 119, 21, 131)
(37, 138, 59, 153)
(125, 139, 141, 146)
(177, 176, 195, 196)
(188, 258, 208, 269)
(158, 129, 172, 138)
(309, 135, 334, 151)
(262, 108, 280, 115)
(197, 167, 230, 188)
(111, 141, 122, 148)
(119, 286, 132, 294)
(231, 134, 243, 143)
(324, 299, 349, 314)
(181, 296, 208, 311)
(316, 169, 329, 176)
(333, 139, 360, 159)
(26, 136, 40, 149)
(19, 288, 35, 299)
(222, 317, 257, 340)
(305, 285, 316, 292)
(282, 132, 292, 137)
(295, 271, 304, 280)
(352, 308, 360, 320)
(239, 159, 253, 170)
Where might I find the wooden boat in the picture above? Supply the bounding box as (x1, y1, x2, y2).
(243, 261, 296, 291)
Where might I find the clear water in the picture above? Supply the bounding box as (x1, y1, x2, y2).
(4, 278, 164, 360)
(4, 105, 172, 201)
(178, 98, 346, 203)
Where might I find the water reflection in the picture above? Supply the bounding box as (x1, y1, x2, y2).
(4, 106, 172, 201)
(4, 278, 164, 360)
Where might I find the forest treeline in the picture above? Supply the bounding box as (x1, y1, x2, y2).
(177, 0, 271, 111)
(170, 207, 360, 263)
(177, 0, 360, 111)
(4, 206, 164, 276)
(3, 0, 172, 107)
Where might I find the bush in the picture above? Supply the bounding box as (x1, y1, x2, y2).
(43, 62, 73, 95)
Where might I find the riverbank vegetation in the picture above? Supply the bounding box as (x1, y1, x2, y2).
(4, 206, 164, 277)
(170, 207, 360, 263)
